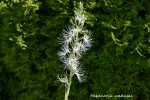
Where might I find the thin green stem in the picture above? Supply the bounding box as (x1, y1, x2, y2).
(65, 71, 74, 100)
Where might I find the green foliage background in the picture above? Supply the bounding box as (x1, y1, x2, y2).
(0, 0, 150, 100)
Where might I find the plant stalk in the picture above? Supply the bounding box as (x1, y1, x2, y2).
(65, 71, 73, 100)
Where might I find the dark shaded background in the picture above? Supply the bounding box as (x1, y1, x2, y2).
(0, 0, 150, 100)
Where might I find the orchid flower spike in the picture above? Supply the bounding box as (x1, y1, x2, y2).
(57, 2, 93, 100)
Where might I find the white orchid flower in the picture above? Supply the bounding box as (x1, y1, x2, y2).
(57, 2, 92, 100)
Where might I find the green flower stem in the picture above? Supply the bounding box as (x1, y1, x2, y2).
(65, 71, 74, 100)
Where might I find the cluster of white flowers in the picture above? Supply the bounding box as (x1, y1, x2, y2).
(57, 1, 92, 86)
